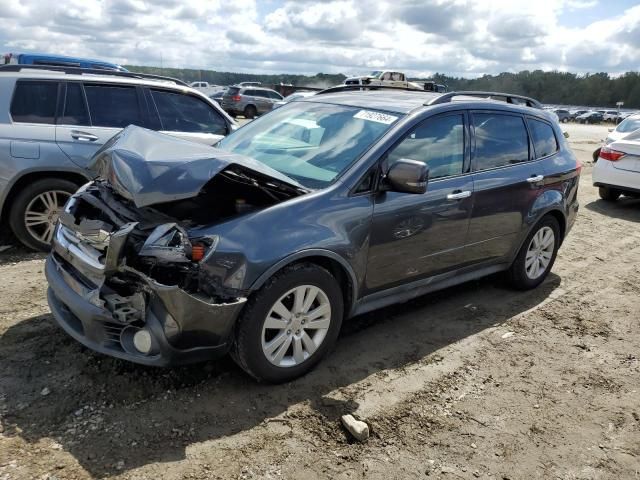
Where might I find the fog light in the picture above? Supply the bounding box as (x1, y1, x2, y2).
(133, 329, 153, 355)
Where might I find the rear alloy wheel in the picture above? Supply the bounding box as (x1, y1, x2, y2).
(599, 186, 621, 202)
(243, 105, 257, 119)
(9, 178, 78, 251)
(507, 216, 560, 290)
(232, 263, 343, 383)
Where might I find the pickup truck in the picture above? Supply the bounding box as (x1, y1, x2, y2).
(343, 71, 446, 92)
(344, 70, 424, 89)
(189, 81, 226, 97)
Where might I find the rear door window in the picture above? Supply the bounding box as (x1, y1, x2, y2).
(60, 83, 89, 126)
(472, 113, 530, 170)
(10, 81, 59, 124)
(527, 118, 558, 158)
(151, 90, 227, 135)
(84, 84, 142, 128)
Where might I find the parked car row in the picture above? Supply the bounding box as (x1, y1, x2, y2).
(0, 65, 237, 250)
(548, 108, 638, 124)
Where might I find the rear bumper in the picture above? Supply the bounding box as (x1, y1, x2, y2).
(46, 252, 246, 367)
(593, 159, 640, 192)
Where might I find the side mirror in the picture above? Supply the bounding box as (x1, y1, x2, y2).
(608, 128, 614, 133)
(386, 159, 429, 194)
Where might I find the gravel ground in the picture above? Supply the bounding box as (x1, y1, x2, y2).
(1, 123, 639, 480)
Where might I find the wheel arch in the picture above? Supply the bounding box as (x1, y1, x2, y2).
(250, 249, 359, 318)
(512, 208, 566, 264)
(0, 170, 90, 223)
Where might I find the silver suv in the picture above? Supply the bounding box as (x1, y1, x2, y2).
(221, 86, 284, 118)
(0, 65, 236, 250)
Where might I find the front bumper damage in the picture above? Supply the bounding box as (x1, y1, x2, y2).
(46, 189, 246, 367)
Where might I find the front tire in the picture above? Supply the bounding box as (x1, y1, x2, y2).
(9, 178, 78, 251)
(599, 186, 621, 202)
(232, 263, 344, 383)
(507, 216, 560, 290)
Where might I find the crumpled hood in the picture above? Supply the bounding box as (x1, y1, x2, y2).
(89, 125, 305, 208)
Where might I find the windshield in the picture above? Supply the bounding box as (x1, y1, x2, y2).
(617, 116, 640, 133)
(217, 101, 399, 188)
(369, 71, 383, 78)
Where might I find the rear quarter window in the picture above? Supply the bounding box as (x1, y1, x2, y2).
(528, 118, 558, 158)
(10, 81, 59, 124)
(151, 90, 227, 135)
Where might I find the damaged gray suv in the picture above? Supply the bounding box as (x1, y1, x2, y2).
(45, 88, 580, 383)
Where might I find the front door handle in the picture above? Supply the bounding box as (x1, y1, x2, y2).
(71, 130, 99, 142)
(447, 190, 472, 200)
(527, 174, 544, 183)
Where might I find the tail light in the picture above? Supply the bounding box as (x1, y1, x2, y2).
(599, 146, 625, 162)
(231, 95, 242, 101)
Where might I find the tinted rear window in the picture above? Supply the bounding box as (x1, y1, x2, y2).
(528, 119, 558, 158)
(151, 90, 227, 135)
(10, 81, 58, 124)
(473, 113, 529, 170)
(226, 87, 240, 96)
(84, 84, 142, 128)
(60, 83, 89, 126)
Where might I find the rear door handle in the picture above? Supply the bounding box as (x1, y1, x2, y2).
(527, 174, 544, 183)
(447, 190, 472, 200)
(71, 130, 99, 142)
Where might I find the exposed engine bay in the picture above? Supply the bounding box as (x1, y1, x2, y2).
(60, 164, 304, 299)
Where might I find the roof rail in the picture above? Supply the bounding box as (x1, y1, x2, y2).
(0, 64, 189, 87)
(427, 91, 542, 109)
(316, 84, 435, 95)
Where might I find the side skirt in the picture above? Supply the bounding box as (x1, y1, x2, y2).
(351, 263, 509, 317)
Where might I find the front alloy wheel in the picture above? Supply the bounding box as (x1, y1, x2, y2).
(262, 285, 332, 367)
(232, 263, 343, 383)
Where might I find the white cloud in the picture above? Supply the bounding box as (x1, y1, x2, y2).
(0, 0, 638, 77)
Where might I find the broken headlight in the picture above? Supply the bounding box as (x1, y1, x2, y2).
(139, 223, 192, 263)
(139, 223, 220, 264)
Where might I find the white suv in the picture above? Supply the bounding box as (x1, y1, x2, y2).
(0, 65, 236, 250)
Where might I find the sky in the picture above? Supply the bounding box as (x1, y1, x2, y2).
(1, 0, 639, 78)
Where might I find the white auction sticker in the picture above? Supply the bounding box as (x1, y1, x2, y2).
(353, 110, 398, 124)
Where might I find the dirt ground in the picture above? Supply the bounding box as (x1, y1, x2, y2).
(0, 123, 638, 480)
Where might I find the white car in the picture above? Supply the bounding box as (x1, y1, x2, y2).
(604, 113, 640, 144)
(602, 110, 619, 122)
(593, 135, 640, 201)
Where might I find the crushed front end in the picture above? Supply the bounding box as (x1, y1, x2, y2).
(46, 181, 247, 366)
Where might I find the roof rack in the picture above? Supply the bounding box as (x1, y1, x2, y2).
(0, 64, 189, 87)
(316, 84, 434, 95)
(427, 91, 542, 109)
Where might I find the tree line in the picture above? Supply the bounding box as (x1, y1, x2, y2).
(126, 65, 640, 108)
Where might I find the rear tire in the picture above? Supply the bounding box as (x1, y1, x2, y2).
(507, 216, 560, 290)
(599, 186, 621, 202)
(243, 105, 257, 119)
(9, 178, 79, 251)
(231, 262, 343, 383)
